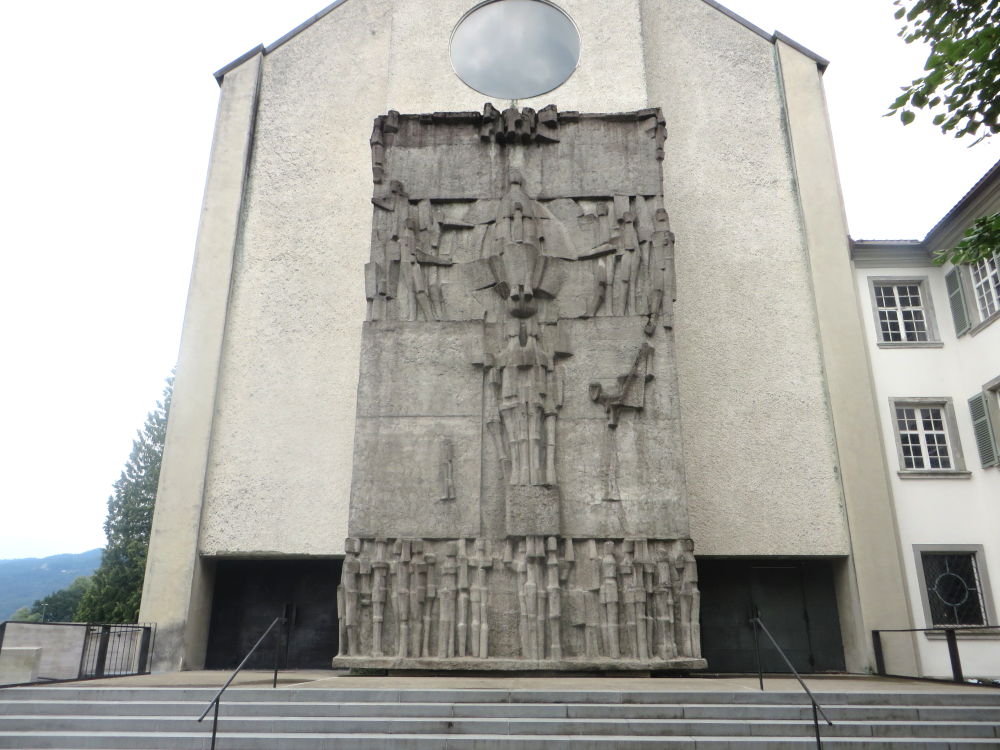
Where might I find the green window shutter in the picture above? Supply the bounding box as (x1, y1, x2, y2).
(968, 392, 999, 468)
(945, 267, 971, 336)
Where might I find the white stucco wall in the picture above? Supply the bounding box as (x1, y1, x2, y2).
(195, 0, 850, 559)
(855, 261, 1000, 678)
(643, 0, 848, 556)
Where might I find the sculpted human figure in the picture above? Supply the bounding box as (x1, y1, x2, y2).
(340, 558, 360, 656)
(510, 539, 530, 656)
(456, 541, 470, 657)
(599, 541, 621, 658)
(370, 540, 389, 657)
(680, 539, 701, 657)
(470, 538, 492, 658)
(479, 175, 573, 488)
(409, 541, 427, 657)
(393, 539, 411, 659)
(524, 546, 541, 659)
(437, 544, 458, 658)
(421, 552, 437, 657)
(653, 542, 677, 660)
(582, 539, 602, 657)
(545, 536, 562, 660)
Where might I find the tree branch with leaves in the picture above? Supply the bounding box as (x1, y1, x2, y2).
(888, 0, 1000, 140)
(888, 0, 1000, 266)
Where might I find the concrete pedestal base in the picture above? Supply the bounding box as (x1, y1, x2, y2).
(333, 655, 707, 672)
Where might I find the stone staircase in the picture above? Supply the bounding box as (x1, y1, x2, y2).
(1, 684, 999, 748)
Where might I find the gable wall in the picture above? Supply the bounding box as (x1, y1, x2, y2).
(198, 0, 848, 558)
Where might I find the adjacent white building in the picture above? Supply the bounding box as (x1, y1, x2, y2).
(853, 160, 1000, 678)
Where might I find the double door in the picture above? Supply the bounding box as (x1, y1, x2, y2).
(698, 559, 844, 673)
(205, 558, 342, 669)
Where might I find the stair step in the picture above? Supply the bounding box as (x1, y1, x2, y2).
(2, 684, 996, 749)
(3, 699, 998, 721)
(5, 686, 1000, 706)
(1, 732, 998, 750)
(0, 700, 1000, 721)
(0, 715, 996, 739)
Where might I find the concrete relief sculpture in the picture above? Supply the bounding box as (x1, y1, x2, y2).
(338, 106, 704, 670)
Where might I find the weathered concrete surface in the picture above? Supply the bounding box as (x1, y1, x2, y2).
(0, 648, 40, 685)
(0, 623, 87, 681)
(338, 109, 698, 671)
(332, 656, 706, 672)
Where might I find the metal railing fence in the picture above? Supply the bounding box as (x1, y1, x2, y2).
(872, 626, 1000, 685)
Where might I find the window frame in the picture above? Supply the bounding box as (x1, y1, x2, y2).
(969, 375, 1000, 469)
(970, 251, 1000, 323)
(913, 545, 996, 629)
(888, 397, 970, 479)
(866, 276, 942, 348)
(946, 254, 1000, 338)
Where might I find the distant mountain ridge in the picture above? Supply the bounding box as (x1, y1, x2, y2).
(0, 549, 102, 620)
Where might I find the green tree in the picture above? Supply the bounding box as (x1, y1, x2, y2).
(17, 576, 93, 622)
(888, 0, 1000, 266)
(75, 377, 172, 623)
(888, 0, 1000, 140)
(9, 607, 41, 622)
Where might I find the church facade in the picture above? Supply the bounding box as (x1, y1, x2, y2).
(139, 0, 919, 676)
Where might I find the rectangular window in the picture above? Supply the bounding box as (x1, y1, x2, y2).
(874, 283, 929, 342)
(920, 552, 988, 626)
(889, 398, 968, 477)
(895, 406, 951, 469)
(971, 251, 1000, 321)
(867, 277, 939, 346)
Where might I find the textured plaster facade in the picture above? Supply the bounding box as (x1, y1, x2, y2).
(143, 0, 912, 671)
(139, 52, 263, 670)
(643, 2, 848, 557)
(200, 0, 850, 558)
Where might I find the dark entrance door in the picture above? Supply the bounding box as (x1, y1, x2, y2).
(698, 559, 845, 673)
(205, 558, 342, 670)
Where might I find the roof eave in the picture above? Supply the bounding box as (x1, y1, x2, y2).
(850, 239, 933, 267)
(699, 0, 829, 71)
(213, 0, 352, 85)
(922, 157, 1000, 249)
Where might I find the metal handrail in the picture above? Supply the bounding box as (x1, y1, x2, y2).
(750, 616, 833, 749)
(197, 616, 286, 750)
(872, 625, 1000, 684)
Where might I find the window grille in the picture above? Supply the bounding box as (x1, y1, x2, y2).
(895, 406, 952, 469)
(874, 283, 929, 342)
(921, 552, 987, 626)
(971, 252, 1000, 321)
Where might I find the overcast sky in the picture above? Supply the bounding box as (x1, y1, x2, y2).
(1, 0, 997, 561)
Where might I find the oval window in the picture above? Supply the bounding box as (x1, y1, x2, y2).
(451, 0, 581, 100)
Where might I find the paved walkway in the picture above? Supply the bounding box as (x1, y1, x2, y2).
(62, 670, 996, 694)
